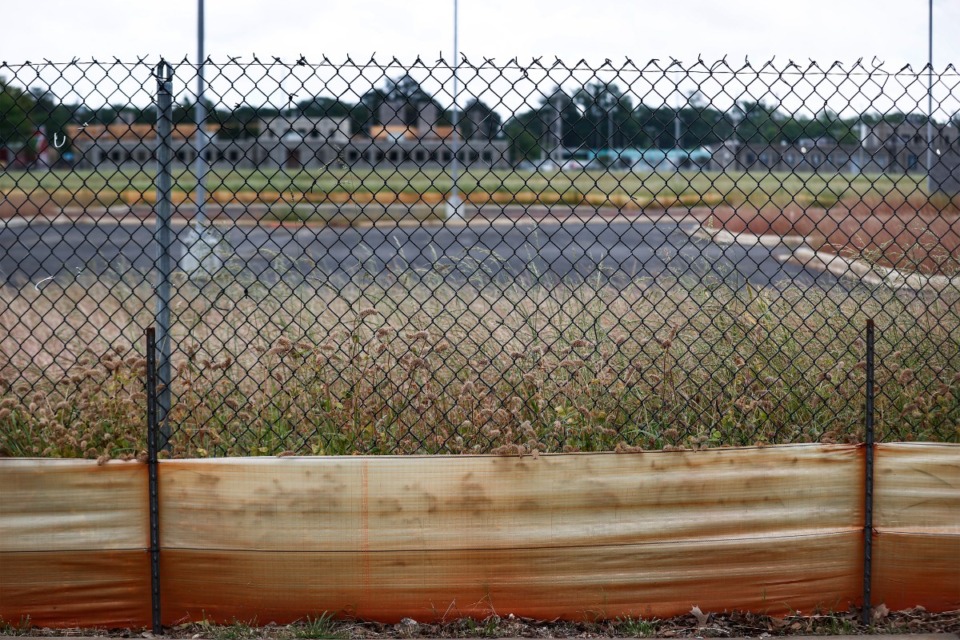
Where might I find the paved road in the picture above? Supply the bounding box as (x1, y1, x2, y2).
(0, 215, 834, 292)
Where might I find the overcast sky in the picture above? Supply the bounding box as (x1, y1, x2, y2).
(4, 1, 959, 118)
(6, 0, 958, 68)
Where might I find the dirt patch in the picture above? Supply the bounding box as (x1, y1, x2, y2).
(698, 195, 960, 276)
(0, 191, 56, 219)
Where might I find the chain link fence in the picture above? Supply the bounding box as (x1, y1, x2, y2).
(0, 57, 958, 457)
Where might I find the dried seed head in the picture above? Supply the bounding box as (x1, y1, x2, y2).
(268, 343, 292, 357)
(897, 369, 915, 385)
(492, 444, 521, 456)
(359, 308, 379, 319)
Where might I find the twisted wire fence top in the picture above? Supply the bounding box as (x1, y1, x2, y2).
(0, 57, 958, 458)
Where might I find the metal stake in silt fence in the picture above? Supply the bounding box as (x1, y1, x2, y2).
(862, 317, 875, 627)
(153, 60, 174, 451)
(145, 327, 162, 633)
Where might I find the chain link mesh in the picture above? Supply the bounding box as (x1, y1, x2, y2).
(0, 57, 958, 458)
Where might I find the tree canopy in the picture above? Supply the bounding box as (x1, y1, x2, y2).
(0, 73, 921, 163)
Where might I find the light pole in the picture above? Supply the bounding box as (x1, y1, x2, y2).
(194, 0, 208, 227)
(446, 0, 464, 220)
(673, 68, 683, 151)
(180, 0, 224, 279)
(608, 108, 613, 152)
(550, 91, 564, 166)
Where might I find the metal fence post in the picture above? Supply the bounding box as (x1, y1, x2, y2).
(862, 318, 875, 626)
(145, 327, 162, 633)
(153, 60, 174, 451)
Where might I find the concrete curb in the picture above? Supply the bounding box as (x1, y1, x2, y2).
(785, 246, 960, 293)
(2, 206, 699, 233)
(691, 225, 807, 251)
(691, 224, 960, 294)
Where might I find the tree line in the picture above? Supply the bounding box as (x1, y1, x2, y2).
(1, 74, 951, 163)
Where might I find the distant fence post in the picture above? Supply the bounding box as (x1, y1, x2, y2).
(153, 60, 174, 451)
(146, 327, 162, 633)
(862, 318, 875, 626)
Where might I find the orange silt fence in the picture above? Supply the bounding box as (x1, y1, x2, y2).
(2, 443, 957, 628)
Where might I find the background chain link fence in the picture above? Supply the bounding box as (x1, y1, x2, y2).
(0, 57, 958, 458)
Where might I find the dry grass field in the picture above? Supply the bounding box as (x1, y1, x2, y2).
(1, 265, 958, 459)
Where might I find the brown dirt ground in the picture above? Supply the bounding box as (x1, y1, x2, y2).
(698, 196, 960, 276)
(4, 607, 959, 638)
